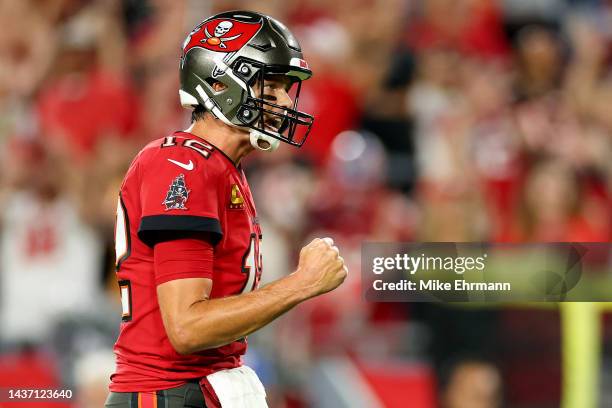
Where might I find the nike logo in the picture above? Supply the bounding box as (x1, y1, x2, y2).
(167, 159, 194, 171)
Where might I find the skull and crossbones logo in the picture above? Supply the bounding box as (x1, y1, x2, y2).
(203, 20, 242, 49)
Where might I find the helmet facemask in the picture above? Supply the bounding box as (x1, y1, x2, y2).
(234, 59, 314, 151)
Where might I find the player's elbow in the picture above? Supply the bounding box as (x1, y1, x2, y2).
(169, 322, 228, 353)
(167, 321, 221, 354)
(166, 322, 199, 355)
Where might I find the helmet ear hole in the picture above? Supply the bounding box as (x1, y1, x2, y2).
(212, 81, 227, 92)
(204, 78, 227, 93)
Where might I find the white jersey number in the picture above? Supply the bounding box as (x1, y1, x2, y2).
(115, 195, 131, 268)
(115, 195, 133, 321)
(241, 234, 262, 294)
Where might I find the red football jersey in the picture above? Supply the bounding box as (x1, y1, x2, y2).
(109, 131, 263, 392)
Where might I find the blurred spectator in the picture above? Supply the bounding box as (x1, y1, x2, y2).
(294, 18, 360, 165)
(0, 0, 58, 100)
(405, 0, 509, 59)
(517, 158, 608, 241)
(36, 3, 138, 162)
(0, 138, 103, 345)
(513, 25, 564, 101)
(439, 357, 503, 408)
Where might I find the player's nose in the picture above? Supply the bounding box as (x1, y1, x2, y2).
(275, 88, 293, 110)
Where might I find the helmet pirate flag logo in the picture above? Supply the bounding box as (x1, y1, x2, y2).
(162, 174, 190, 210)
(182, 18, 263, 54)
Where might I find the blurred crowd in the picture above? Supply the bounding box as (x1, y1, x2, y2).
(0, 0, 611, 407)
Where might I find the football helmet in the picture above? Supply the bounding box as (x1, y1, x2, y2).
(179, 10, 314, 151)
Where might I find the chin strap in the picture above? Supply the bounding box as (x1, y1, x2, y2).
(250, 129, 280, 152)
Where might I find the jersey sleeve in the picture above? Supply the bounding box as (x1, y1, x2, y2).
(154, 238, 214, 285)
(137, 146, 225, 247)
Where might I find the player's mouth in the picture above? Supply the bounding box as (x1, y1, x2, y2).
(264, 117, 282, 133)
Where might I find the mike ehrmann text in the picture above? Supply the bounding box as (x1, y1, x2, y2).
(372, 279, 512, 291)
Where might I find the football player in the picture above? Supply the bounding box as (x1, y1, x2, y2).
(105, 11, 347, 408)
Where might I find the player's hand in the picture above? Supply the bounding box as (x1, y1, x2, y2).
(294, 237, 348, 297)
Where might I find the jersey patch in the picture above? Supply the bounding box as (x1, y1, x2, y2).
(229, 184, 245, 210)
(163, 174, 190, 211)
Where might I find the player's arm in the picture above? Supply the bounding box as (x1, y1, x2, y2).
(157, 237, 346, 354)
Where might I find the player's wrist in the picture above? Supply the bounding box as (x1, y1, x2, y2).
(283, 271, 316, 302)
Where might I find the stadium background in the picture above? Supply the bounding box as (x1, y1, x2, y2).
(0, 0, 611, 406)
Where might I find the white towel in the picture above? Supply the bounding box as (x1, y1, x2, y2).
(206, 365, 268, 407)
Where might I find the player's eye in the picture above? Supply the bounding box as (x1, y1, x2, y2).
(262, 93, 277, 102)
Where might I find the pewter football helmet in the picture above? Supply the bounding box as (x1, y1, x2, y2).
(179, 10, 314, 151)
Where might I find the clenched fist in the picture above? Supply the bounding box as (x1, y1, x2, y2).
(293, 237, 348, 298)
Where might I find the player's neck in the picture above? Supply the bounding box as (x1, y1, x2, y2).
(186, 117, 253, 165)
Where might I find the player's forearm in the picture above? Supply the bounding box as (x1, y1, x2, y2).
(178, 273, 312, 353)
